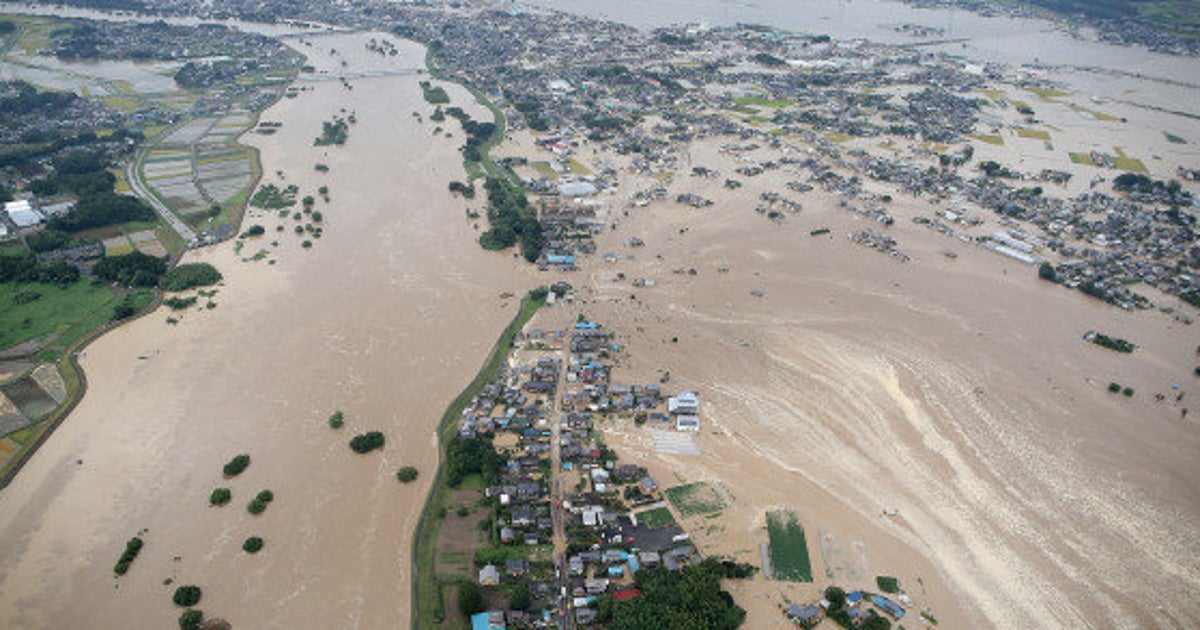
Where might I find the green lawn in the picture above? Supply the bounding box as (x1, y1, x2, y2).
(0, 281, 123, 351)
(636, 507, 677, 528)
(665, 482, 724, 518)
(766, 510, 812, 582)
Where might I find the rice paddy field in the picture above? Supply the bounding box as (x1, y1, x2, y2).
(142, 112, 257, 227)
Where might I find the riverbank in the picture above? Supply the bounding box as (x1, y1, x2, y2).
(0, 30, 530, 629)
(412, 291, 544, 629)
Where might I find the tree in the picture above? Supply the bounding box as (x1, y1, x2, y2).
(173, 585, 202, 607)
(1038, 262, 1057, 282)
(824, 586, 847, 610)
(243, 537, 264, 553)
(222, 454, 250, 477)
(861, 614, 892, 630)
(509, 582, 531, 610)
(349, 431, 385, 453)
(458, 581, 485, 617)
(396, 466, 419, 483)
(209, 488, 231, 506)
(178, 609, 203, 630)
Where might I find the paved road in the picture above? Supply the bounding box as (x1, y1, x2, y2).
(125, 154, 197, 245)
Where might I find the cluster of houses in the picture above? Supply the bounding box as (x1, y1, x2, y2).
(785, 589, 908, 629)
(453, 317, 711, 628)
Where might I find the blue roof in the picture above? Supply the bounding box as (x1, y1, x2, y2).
(872, 595, 905, 619)
(628, 556, 640, 573)
(471, 612, 505, 630)
(847, 590, 864, 604)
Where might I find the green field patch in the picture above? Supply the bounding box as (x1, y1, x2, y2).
(665, 482, 725, 518)
(1016, 128, 1051, 141)
(529, 161, 558, 179)
(145, 152, 190, 163)
(766, 510, 812, 582)
(105, 243, 135, 257)
(1113, 157, 1148, 173)
(196, 153, 249, 166)
(1069, 103, 1121, 122)
(1164, 131, 1187, 144)
(565, 157, 592, 176)
(0, 282, 125, 351)
(1069, 152, 1094, 165)
(1025, 86, 1070, 100)
(824, 131, 852, 144)
(876, 575, 901, 594)
(977, 88, 1005, 101)
(101, 96, 141, 113)
(635, 507, 677, 528)
(735, 95, 793, 109)
(970, 134, 1004, 146)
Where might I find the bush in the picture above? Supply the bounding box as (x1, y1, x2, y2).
(1123, 387, 1135, 397)
(328, 411, 344, 429)
(209, 488, 232, 506)
(396, 466, 419, 483)
(349, 431, 385, 454)
(178, 609, 203, 630)
(114, 536, 144, 576)
(248, 489, 275, 515)
(222, 454, 250, 477)
(164, 296, 197, 311)
(243, 537, 264, 553)
(824, 585, 847, 610)
(1108, 382, 1121, 393)
(161, 263, 222, 292)
(172, 585, 202, 607)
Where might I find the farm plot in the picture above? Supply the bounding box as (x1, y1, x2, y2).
(767, 510, 813, 582)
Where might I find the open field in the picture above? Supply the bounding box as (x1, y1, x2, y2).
(0, 282, 124, 352)
(665, 481, 724, 517)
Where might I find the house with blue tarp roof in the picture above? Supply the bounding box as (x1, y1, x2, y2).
(471, 611, 506, 630)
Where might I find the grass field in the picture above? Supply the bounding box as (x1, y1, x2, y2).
(0, 282, 123, 351)
(969, 134, 1005, 146)
(1017, 128, 1051, 141)
(665, 482, 724, 518)
(636, 507, 677, 528)
(1069, 152, 1094, 165)
(530, 161, 558, 180)
(766, 510, 812, 582)
(734, 95, 794, 109)
(565, 157, 592, 176)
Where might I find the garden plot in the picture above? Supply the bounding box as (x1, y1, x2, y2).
(665, 481, 725, 518)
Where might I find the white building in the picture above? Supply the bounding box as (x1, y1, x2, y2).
(668, 391, 699, 415)
(4, 200, 45, 228)
(675, 414, 700, 431)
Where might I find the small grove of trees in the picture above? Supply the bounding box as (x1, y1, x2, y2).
(93, 251, 167, 287)
(396, 466, 419, 483)
(247, 490, 274, 515)
(178, 609, 203, 630)
(607, 559, 745, 629)
(222, 454, 250, 477)
(0, 254, 79, 287)
(419, 80, 450, 104)
(1038, 262, 1057, 282)
(160, 263, 222, 292)
(113, 536, 144, 576)
(49, 193, 155, 232)
(446, 435, 503, 487)
(242, 537, 264, 553)
(448, 180, 475, 198)
(349, 431, 385, 453)
(478, 177, 543, 262)
(209, 488, 231, 506)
